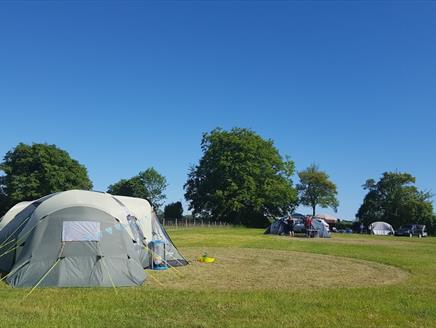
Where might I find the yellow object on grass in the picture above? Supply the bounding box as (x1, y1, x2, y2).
(198, 253, 216, 263)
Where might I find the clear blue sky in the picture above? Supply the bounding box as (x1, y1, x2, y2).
(0, 1, 435, 219)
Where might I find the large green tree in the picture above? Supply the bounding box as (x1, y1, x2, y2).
(107, 168, 167, 210)
(184, 128, 298, 228)
(357, 172, 434, 229)
(0, 143, 92, 215)
(296, 164, 339, 216)
(164, 201, 184, 220)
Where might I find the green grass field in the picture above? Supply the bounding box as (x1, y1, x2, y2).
(1, 228, 435, 327)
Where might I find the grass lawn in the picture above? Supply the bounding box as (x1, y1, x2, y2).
(1, 228, 435, 327)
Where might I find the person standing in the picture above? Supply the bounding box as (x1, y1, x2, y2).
(288, 217, 295, 237)
(306, 216, 313, 237)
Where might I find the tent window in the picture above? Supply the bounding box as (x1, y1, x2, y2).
(62, 221, 101, 242)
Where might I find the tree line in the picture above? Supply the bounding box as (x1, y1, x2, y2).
(0, 128, 434, 230)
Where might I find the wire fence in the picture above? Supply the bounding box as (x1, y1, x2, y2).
(161, 218, 234, 228)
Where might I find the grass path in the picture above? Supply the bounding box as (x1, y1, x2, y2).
(0, 228, 435, 327)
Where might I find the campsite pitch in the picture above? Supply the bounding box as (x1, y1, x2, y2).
(0, 228, 435, 327)
(149, 247, 407, 291)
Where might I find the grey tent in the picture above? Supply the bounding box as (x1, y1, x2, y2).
(311, 218, 331, 238)
(264, 218, 289, 235)
(0, 190, 187, 288)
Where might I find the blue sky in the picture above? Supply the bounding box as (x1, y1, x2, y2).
(0, 1, 435, 219)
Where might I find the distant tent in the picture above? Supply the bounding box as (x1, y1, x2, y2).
(265, 217, 331, 238)
(369, 221, 395, 236)
(264, 218, 289, 235)
(311, 218, 331, 238)
(0, 190, 187, 288)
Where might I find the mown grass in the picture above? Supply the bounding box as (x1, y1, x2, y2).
(0, 228, 435, 327)
(147, 247, 407, 291)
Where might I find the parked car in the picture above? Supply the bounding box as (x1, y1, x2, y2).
(395, 224, 428, 238)
(291, 218, 306, 233)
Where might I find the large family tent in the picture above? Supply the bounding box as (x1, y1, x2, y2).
(0, 190, 187, 288)
(369, 221, 395, 236)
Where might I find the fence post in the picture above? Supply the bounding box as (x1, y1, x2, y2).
(175, 218, 178, 228)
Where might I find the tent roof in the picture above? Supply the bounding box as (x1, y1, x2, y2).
(113, 195, 154, 241)
(2, 190, 155, 240)
(113, 195, 152, 219)
(0, 201, 34, 230)
(370, 221, 394, 230)
(33, 190, 124, 219)
(316, 214, 338, 224)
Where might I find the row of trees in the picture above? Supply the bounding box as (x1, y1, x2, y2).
(0, 142, 186, 222)
(0, 128, 434, 230)
(0, 132, 339, 227)
(0, 143, 169, 216)
(184, 128, 338, 227)
(184, 128, 434, 229)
